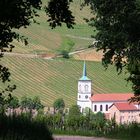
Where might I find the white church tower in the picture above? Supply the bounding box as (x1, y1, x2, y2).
(77, 61, 92, 112)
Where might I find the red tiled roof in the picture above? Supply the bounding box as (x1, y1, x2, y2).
(110, 102, 138, 111)
(90, 93, 133, 102)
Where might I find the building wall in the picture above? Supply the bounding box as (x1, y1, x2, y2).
(78, 81, 91, 94)
(135, 104, 140, 110)
(109, 105, 140, 124)
(77, 80, 92, 112)
(91, 102, 113, 113)
(77, 101, 91, 112)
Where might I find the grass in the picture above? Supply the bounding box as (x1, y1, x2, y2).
(1, 56, 132, 107)
(57, 37, 75, 53)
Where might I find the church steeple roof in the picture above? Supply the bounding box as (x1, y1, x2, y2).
(83, 61, 87, 77)
(79, 61, 90, 81)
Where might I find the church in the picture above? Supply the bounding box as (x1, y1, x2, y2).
(77, 62, 140, 124)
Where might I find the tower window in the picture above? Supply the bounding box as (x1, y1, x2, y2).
(100, 105, 103, 111)
(85, 85, 88, 91)
(106, 105, 108, 111)
(79, 95, 81, 99)
(94, 105, 97, 112)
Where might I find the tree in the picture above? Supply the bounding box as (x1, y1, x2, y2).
(0, 0, 42, 52)
(84, 0, 140, 102)
(20, 96, 30, 110)
(45, 0, 75, 28)
(7, 96, 19, 109)
(32, 96, 44, 110)
(20, 96, 44, 111)
(61, 50, 70, 59)
(53, 98, 65, 113)
(67, 105, 81, 130)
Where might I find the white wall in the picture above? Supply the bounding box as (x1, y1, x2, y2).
(77, 101, 91, 112)
(77, 80, 92, 112)
(78, 81, 91, 94)
(91, 102, 113, 113)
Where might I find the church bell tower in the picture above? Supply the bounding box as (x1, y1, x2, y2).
(77, 61, 92, 112)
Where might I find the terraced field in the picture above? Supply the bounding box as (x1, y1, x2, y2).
(13, 0, 95, 55)
(1, 56, 132, 106)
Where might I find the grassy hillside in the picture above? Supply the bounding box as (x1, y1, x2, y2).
(1, 56, 132, 106)
(13, 0, 95, 55)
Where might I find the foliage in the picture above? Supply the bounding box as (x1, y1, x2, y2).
(20, 96, 44, 111)
(7, 96, 19, 109)
(84, 0, 140, 102)
(61, 50, 70, 59)
(33, 105, 140, 139)
(53, 98, 65, 112)
(106, 122, 140, 140)
(32, 96, 44, 110)
(67, 105, 81, 130)
(0, 113, 53, 140)
(0, 0, 42, 52)
(45, 0, 75, 28)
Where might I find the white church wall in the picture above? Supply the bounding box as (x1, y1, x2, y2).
(77, 100, 91, 112)
(77, 79, 92, 111)
(91, 102, 113, 113)
(78, 81, 91, 94)
(77, 92, 91, 101)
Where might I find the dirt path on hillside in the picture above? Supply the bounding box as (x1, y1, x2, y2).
(66, 34, 95, 41)
(54, 135, 114, 140)
(3, 47, 102, 62)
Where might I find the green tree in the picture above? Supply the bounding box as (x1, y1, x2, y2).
(20, 96, 44, 111)
(67, 105, 81, 130)
(45, 0, 75, 28)
(20, 96, 30, 110)
(53, 98, 65, 113)
(7, 96, 19, 109)
(84, 0, 140, 102)
(61, 50, 70, 59)
(32, 96, 44, 110)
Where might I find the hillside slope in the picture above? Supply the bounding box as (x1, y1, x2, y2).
(12, 0, 95, 56)
(1, 56, 132, 106)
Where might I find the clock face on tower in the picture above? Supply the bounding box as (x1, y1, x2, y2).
(85, 95, 88, 99)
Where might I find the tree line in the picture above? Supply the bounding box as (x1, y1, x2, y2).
(0, 97, 140, 139)
(0, 95, 44, 114)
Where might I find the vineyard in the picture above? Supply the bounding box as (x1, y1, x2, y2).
(1, 56, 132, 106)
(12, 0, 95, 56)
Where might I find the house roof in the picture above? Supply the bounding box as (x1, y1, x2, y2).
(110, 102, 138, 111)
(90, 93, 133, 102)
